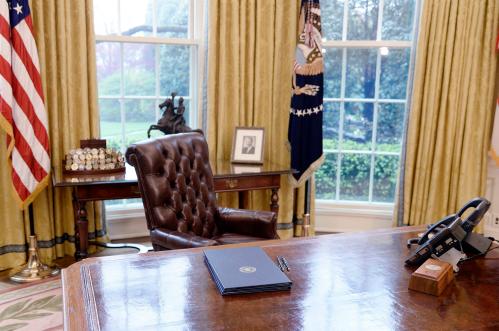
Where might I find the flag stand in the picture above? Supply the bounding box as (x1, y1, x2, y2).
(10, 204, 60, 283)
(302, 179, 311, 237)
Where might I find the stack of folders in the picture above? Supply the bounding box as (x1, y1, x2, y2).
(204, 247, 292, 295)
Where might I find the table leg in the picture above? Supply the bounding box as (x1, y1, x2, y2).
(270, 188, 279, 217)
(238, 191, 244, 209)
(73, 195, 89, 260)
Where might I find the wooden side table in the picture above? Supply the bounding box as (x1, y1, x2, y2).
(53, 160, 292, 260)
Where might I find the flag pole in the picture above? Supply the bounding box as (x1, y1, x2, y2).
(2, 0, 59, 281)
(302, 179, 311, 237)
(10, 203, 60, 283)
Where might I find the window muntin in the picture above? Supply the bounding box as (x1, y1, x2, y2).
(94, 0, 197, 153)
(317, 0, 416, 203)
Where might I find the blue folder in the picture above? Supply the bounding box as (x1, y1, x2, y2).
(204, 247, 292, 295)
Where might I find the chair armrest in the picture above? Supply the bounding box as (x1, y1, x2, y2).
(217, 207, 279, 239)
(150, 228, 218, 250)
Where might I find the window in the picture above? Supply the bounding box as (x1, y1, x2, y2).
(316, 0, 417, 204)
(93, 0, 205, 210)
(94, 0, 204, 152)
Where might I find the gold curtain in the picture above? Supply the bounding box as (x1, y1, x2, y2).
(0, 0, 105, 270)
(207, 0, 315, 238)
(401, 0, 499, 227)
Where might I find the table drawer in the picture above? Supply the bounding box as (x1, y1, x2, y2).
(214, 175, 280, 192)
(75, 183, 141, 200)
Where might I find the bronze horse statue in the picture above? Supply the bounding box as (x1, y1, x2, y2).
(147, 92, 192, 138)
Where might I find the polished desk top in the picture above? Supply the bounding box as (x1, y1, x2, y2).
(62, 227, 499, 331)
(53, 160, 292, 187)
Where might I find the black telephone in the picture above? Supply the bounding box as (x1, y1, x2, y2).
(405, 197, 492, 266)
(458, 197, 490, 233)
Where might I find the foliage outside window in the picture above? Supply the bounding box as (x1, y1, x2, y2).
(94, 0, 199, 152)
(317, 0, 417, 203)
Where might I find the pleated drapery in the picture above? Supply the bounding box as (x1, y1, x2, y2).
(399, 0, 499, 227)
(207, 0, 316, 238)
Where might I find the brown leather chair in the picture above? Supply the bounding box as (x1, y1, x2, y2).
(125, 131, 279, 250)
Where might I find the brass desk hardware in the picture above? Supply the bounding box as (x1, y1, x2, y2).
(226, 179, 238, 189)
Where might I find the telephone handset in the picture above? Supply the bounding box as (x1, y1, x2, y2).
(408, 214, 457, 247)
(457, 197, 490, 233)
(405, 197, 492, 266)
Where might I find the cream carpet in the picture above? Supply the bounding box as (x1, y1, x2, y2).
(0, 277, 62, 331)
(0, 240, 151, 331)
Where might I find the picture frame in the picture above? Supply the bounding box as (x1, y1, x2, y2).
(231, 127, 265, 164)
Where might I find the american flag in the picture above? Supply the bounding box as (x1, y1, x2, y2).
(0, 0, 50, 209)
(288, 0, 324, 186)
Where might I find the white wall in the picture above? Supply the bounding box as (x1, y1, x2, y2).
(484, 159, 499, 238)
(315, 201, 393, 233)
(106, 206, 148, 240)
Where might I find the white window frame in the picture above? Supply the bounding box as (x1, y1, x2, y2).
(316, 0, 420, 232)
(94, 0, 207, 237)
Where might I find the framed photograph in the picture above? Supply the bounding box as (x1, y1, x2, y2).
(231, 127, 265, 164)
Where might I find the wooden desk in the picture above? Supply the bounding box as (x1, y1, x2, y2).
(53, 161, 292, 260)
(62, 227, 499, 330)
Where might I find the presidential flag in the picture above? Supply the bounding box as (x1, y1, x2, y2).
(288, 0, 324, 186)
(491, 32, 499, 167)
(0, 0, 50, 209)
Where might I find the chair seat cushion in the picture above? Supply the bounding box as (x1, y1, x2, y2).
(212, 233, 267, 245)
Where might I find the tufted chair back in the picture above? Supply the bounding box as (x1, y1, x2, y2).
(125, 131, 220, 238)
